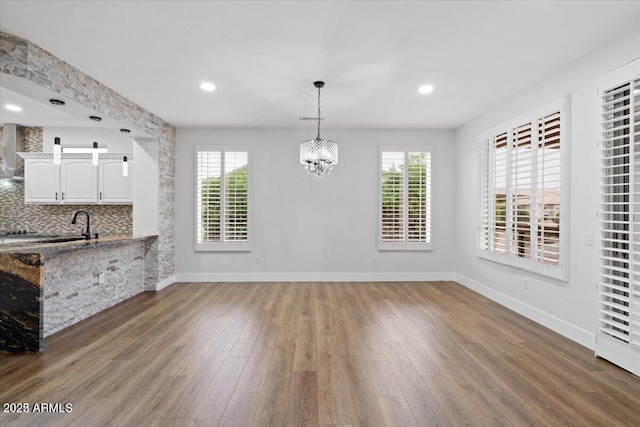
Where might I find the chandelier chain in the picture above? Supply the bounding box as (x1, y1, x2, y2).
(317, 86, 321, 140)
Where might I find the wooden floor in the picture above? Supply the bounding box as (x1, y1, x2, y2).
(1, 281, 639, 426)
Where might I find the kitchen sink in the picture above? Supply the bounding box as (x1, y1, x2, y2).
(38, 237, 89, 244)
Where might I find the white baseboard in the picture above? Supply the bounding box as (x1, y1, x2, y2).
(173, 272, 455, 283)
(453, 273, 595, 350)
(155, 275, 177, 291)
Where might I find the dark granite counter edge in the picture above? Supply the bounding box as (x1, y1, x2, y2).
(0, 235, 157, 256)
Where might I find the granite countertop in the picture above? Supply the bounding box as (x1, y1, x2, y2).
(0, 234, 156, 255)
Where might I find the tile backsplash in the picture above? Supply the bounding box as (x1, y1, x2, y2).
(0, 126, 133, 235)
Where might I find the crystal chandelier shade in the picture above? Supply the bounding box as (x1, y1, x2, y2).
(300, 81, 338, 179)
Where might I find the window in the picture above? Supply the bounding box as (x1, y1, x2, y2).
(596, 59, 640, 377)
(476, 96, 568, 280)
(195, 145, 249, 251)
(379, 146, 432, 250)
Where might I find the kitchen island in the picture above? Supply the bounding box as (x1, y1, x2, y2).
(0, 234, 156, 352)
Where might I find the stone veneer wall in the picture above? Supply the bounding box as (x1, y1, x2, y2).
(1, 32, 175, 284)
(43, 240, 145, 336)
(0, 126, 42, 165)
(0, 126, 133, 234)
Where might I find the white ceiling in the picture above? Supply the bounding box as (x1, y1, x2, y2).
(0, 87, 95, 127)
(1, 1, 639, 130)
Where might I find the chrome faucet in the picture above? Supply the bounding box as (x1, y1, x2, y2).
(71, 210, 91, 240)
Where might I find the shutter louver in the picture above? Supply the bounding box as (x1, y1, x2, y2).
(381, 152, 405, 242)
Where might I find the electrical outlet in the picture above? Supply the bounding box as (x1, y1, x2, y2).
(523, 277, 529, 290)
(98, 273, 105, 285)
(585, 232, 593, 246)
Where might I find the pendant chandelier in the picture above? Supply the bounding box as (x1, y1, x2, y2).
(300, 81, 338, 179)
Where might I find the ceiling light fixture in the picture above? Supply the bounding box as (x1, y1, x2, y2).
(53, 137, 61, 165)
(200, 82, 216, 92)
(49, 99, 65, 106)
(418, 84, 434, 95)
(92, 142, 99, 166)
(5, 104, 22, 112)
(300, 81, 338, 180)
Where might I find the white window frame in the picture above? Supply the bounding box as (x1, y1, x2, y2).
(476, 96, 570, 281)
(194, 145, 250, 252)
(378, 145, 433, 251)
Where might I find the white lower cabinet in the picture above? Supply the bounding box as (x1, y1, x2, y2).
(22, 154, 132, 205)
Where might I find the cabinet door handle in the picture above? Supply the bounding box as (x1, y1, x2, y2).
(55, 192, 58, 200)
(100, 192, 103, 200)
(61, 192, 65, 200)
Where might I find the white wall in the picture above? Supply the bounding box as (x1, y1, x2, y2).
(454, 28, 640, 349)
(42, 127, 133, 153)
(175, 128, 455, 281)
(132, 138, 159, 236)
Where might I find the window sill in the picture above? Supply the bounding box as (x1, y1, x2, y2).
(475, 248, 567, 282)
(378, 242, 433, 251)
(195, 243, 250, 252)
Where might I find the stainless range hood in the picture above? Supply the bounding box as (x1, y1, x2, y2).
(1, 123, 25, 180)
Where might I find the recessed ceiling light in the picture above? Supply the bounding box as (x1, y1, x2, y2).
(200, 82, 216, 92)
(418, 84, 434, 95)
(5, 104, 22, 112)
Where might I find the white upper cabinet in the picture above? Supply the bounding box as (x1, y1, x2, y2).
(61, 159, 98, 203)
(24, 159, 60, 203)
(21, 153, 132, 205)
(99, 158, 132, 203)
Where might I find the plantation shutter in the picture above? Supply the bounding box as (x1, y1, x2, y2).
(224, 152, 249, 242)
(477, 139, 491, 251)
(476, 97, 566, 280)
(381, 151, 405, 242)
(195, 146, 250, 251)
(597, 63, 640, 376)
(407, 152, 431, 242)
(537, 112, 562, 264)
(510, 124, 534, 260)
(477, 133, 508, 255)
(379, 147, 432, 250)
(196, 150, 222, 243)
